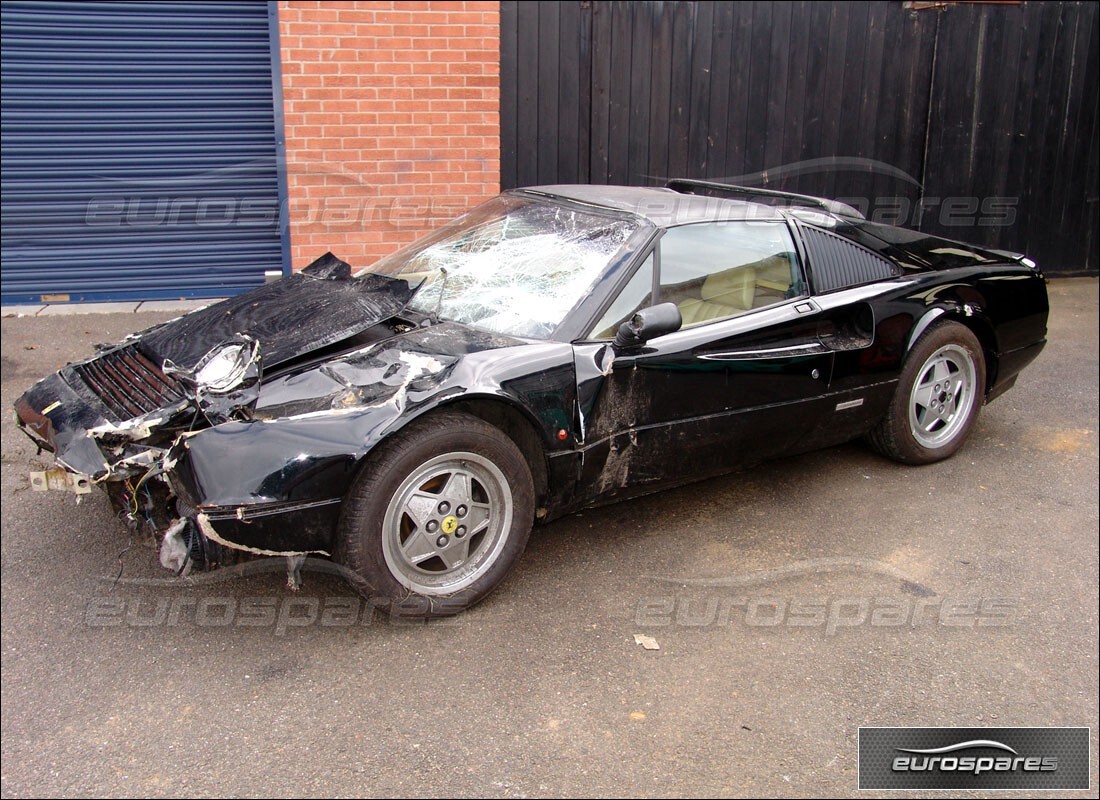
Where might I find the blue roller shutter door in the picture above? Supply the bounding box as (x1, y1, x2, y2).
(1, 1, 285, 304)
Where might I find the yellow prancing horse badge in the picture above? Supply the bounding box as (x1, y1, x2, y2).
(441, 516, 458, 534)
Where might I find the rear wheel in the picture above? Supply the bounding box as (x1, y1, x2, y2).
(336, 411, 534, 618)
(868, 321, 986, 464)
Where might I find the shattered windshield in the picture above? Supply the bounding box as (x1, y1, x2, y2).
(359, 195, 640, 338)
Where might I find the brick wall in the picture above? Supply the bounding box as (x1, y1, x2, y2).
(277, 1, 500, 271)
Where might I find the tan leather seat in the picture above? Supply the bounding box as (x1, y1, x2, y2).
(755, 255, 793, 292)
(677, 266, 756, 326)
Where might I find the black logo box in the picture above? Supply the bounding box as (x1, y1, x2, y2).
(858, 727, 1090, 791)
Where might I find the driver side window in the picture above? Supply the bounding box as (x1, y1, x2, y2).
(659, 221, 801, 327)
(587, 221, 802, 338)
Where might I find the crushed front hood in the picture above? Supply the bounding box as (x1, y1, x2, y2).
(138, 265, 418, 372)
(13, 257, 419, 479)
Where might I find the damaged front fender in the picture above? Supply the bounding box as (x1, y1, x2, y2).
(164, 328, 579, 556)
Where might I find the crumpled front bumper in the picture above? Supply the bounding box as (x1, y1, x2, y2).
(15, 370, 337, 559)
(15, 372, 114, 479)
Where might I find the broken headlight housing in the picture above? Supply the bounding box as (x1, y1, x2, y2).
(193, 339, 259, 394)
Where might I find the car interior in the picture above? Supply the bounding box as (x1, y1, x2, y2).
(669, 253, 797, 326)
(653, 221, 799, 327)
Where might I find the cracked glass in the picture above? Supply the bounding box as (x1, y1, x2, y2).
(360, 195, 640, 338)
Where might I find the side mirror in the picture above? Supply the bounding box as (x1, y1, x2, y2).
(613, 302, 682, 350)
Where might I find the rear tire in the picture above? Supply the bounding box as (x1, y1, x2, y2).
(868, 321, 986, 465)
(336, 411, 534, 618)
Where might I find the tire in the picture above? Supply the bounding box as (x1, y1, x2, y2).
(336, 410, 534, 618)
(868, 321, 987, 465)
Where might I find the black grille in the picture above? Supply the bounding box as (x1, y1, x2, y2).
(75, 345, 185, 420)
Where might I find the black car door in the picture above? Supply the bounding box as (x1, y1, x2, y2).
(571, 219, 852, 501)
(574, 301, 840, 500)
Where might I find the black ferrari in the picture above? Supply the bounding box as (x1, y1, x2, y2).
(15, 180, 1049, 615)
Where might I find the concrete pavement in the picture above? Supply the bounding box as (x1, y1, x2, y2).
(1, 278, 1096, 797)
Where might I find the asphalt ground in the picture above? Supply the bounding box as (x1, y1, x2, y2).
(1, 278, 1097, 798)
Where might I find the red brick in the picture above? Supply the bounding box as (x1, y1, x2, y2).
(279, 1, 499, 271)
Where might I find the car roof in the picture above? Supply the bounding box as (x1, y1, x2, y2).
(514, 185, 786, 227)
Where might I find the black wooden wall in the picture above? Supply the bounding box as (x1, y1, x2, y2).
(501, 1, 1098, 273)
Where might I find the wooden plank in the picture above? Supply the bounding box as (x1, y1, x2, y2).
(887, 7, 936, 220)
(558, 0, 582, 183)
(1045, 3, 1093, 267)
(536, 1, 561, 185)
(1034, 3, 1075, 263)
(922, 4, 979, 235)
(871, 3, 896, 214)
(965, 6, 993, 230)
(818, 1, 849, 200)
(1018, 4, 1064, 259)
(1086, 123, 1099, 271)
(1078, 5, 1099, 271)
(627, 2, 654, 183)
(589, 1, 612, 184)
(762, 0, 792, 178)
(850, 0, 886, 217)
(1002, 1, 1041, 256)
(666, 1, 695, 180)
(607, 1, 633, 183)
(578, 2, 593, 183)
(647, 1, 674, 183)
(706, 1, 734, 181)
(514, 0, 540, 187)
(832, 0, 868, 202)
(868, 3, 901, 216)
(499, 1, 518, 189)
(685, 0, 714, 176)
(964, 5, 1003, 247)
(796, 0, 832, 197)
(779, 1, 811, 191)
(979, 6, 1019, 244)
(722, 0, 754, 181)
(742, 0, 773, 179)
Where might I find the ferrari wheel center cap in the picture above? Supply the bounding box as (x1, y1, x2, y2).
(441, 515, 458, 534)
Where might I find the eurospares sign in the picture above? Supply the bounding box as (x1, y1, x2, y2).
(858, 727, 1090, 790)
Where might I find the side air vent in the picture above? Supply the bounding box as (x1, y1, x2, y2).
(800, 225, 901, 293)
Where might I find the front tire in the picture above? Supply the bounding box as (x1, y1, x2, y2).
(868, 321, 986, 465)
(336, 411, 534, 618)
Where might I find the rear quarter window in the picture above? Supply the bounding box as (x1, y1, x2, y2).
(800, 224, 902, 293)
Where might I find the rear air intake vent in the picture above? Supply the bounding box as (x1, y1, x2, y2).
(800, 225, 901, 293)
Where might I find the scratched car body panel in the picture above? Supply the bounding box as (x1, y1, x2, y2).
(15, 181, 1049, 615)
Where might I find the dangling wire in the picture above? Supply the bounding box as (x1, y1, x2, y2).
(113, 478, 138, 587)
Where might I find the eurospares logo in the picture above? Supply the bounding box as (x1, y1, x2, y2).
(894, 738, 1056, 775)
(858, 727, 1090, 790)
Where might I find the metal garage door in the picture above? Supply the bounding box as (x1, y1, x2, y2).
(0, 1, 286, 304)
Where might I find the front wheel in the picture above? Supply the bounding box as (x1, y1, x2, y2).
(868, 321, 986, 465)
(336, 411, 535, 618)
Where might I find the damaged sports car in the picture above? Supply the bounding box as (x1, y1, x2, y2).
(15, 181, 1049, 615)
